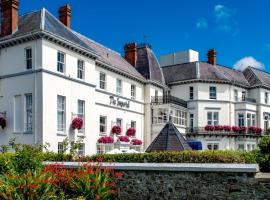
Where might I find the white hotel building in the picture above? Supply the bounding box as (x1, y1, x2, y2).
(0, 1, 268, 155)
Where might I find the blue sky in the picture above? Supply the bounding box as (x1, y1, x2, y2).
(19, 0, 270, 71)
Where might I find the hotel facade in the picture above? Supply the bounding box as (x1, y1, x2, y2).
(0, 1, 268, 155)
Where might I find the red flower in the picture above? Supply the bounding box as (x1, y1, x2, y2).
(214, 125, 223, 131)
(232, 126, 240, 133)
(97, 136, 114, 144)
(131, 139, 142, 145)
(223, 125, 231, 132)
(72, 117, 83, 130)
(0, 117, 6, 129)
(205, 125, 214, 131)
(126, 128, 136, 137)
(118, 136, 130, 142)
(111, 125, 121, 135)
(239, 126, 247, 133)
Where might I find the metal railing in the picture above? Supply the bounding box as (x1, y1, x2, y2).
(151, 95, 187, 107)
(186, 127, 264, 136)
(235, 97, 256, 103)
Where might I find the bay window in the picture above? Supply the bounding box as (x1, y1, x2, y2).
(207, 112, 219, 125)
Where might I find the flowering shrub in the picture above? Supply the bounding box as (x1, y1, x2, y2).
(223, 125, 231, 132)
(97, 136, 114, 144)
(0, 163, 122, 199)
(111, 125, 121, 135)
(232, 126, 240, 133)
(126, 128, 136, 137)
(131, 139, 142, 145)
(214, 125, 223, 131)
(118, 136, 130, 142)
(0, 117, 6, 129)
(249, 126, 262, 135)
(71, 117, 83, 130)
(239, 126, 247, 133)
(205, 125, 215, 131)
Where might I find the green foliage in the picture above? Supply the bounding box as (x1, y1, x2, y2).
(88, 150, 255, 164)
(256, 136, 270, 172)
(0, 153, 15, 174)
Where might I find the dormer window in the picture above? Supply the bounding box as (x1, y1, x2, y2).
(25, 48, 32, 70)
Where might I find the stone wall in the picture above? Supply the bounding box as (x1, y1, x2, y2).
(117, 171, 270, 200)
(45, 162, 270, 200)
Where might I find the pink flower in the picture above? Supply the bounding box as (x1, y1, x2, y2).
(223, 125, 231, 132)
(131, 139, 142, 145)
(118, 136, 130, 142)
(71, 117, 83, 130)
(111, 125, 121, 135)
(232, 126, 240, 133)
(214, 125, 223, 131)
(126, 128, 136, 137)
(97, 136, 114, 144)
(205, 125, 214, 131)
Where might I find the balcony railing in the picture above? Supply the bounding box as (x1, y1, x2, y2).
(186, 127, 263, 136)
(151, 95, 187, 107)
(235, 97, 256, 103)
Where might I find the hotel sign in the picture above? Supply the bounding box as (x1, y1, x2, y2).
(109, 96, 130, 109)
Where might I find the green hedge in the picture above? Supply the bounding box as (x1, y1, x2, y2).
(257, 136, 270, 172)
(46, 150, 256, 164)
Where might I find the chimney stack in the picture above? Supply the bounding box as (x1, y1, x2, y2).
(1, 0, 19, 36)
(207, 49, 216, 65)
(59, 4, 71, 29)
(124, 43, 137, 67)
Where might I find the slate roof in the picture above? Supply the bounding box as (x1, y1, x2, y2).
(146, 122, 191, 152)
(0, 8, 145, 80)
(243, 67, 270, 88)
(135, 45, 166, 84)
(162, 61, 250, 87)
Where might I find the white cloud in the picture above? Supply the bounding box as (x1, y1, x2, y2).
(196, 18, 207, 29)
(214, 4, 238, 35)
(233, 56, 264, 71)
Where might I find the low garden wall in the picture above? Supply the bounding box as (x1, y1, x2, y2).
(45, 162, 270, 200)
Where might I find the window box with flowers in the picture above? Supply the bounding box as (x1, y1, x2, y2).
(97, 136, 114, 154)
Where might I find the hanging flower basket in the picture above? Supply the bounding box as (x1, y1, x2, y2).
(97, 136, 114, 144)
(126, 128, 136, 137)
(0, 117, 6, 129)
(131, 139, 142, 146)
(111, 125, 121, 135)
(118, 136, 130, 143)
(71, 117, 83, 130)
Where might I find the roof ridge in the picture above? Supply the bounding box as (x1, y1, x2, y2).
(19, 9, 41, 18)
(248, 67, 263, 85)
(40, 8, 46, 30)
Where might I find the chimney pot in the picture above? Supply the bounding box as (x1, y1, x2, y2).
(1, 0, 19, 36)
(124, 42, 137, 67)
(207, 48, 216, 65)
(59, 4, 71, 29)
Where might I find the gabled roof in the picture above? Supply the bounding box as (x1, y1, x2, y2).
(146, 122, 191, 152)
(162, 61, 250, 87)
(0, 8, 145, 80)
(135, 45, 165, 85)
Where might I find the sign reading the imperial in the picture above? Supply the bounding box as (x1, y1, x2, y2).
(110, 96, 130, 108)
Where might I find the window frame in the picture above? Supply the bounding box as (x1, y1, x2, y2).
(207, 111, 219, 125)
(99, 116, 107, 135)
(189, 86, 194, 100)
(131, 120, 136, 129)
(131, 84, 136, 100)
(99, 72, 106, 90)
(77, 100, 85, 133)
(25, 94, 33, 133)
(57, 51, 65, 73)
(234, 89, 238, 101)
(78, 143, 85, 156)
(58, 142, 64, 154)
(25, 47, 32, 70)
(238, 113, 245, 127)
(265, 92, 268, 104)
(209, 86, 217, 99)
(77, 60, 84, 80)
(57, 95, 66, 133)
(116, 79, 122, 95)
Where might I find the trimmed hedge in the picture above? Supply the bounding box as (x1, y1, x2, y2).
(42, 150, 257, 164)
